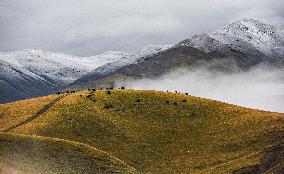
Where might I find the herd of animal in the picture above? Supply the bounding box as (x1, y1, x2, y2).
(55, 87, 191, 111)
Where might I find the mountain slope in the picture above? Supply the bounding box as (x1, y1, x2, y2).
(1, 90, 283, 173)
(68, 45, 267, 89)
(68, 45, 173, 89)
(0, 59, 58, 103)
(0, 49, 129, 103)
(68, 19, 284, 90)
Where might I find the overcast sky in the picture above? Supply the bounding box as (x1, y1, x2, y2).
(0, 0, 284, 56)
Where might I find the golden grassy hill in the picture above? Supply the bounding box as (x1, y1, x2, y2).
(0, 89, 283, 174)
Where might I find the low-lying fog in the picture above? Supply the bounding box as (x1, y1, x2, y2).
(125, 65, 284, 113)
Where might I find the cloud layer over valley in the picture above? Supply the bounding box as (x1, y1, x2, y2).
(125, 65, 284, 113)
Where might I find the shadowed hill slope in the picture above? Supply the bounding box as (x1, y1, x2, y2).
(0, 133, 138, 174)
(0, 90, 283, 173)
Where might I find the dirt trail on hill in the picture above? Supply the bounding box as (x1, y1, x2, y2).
(2, 94, 69, 132)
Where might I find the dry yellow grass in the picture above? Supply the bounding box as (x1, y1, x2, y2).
(1, 90, 283, 173)
(0, 95, 59, 131)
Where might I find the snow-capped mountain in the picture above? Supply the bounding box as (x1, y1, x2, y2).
(0, 49, 129, 85)
(2, 19, 283, 103)
(0, 49, 129, 103)
(67, 19, 284, 90)
(0, 45, 171, 103)
(181, 18, 284, 60)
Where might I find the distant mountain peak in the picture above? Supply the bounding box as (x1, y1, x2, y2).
(228, 18, 266, 28)
(181, 18, 284, 58)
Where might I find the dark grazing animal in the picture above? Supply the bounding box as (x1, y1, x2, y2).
(107, 91, 111, 95)
(104, 104, 113, 109)
(56, 92, 61, 95)
(121, 87, 125, 89)
(166, 101, 170, 104)
(182, 100, 187, 102)
(174, 102, 177, 105)
(136, 99, 141, 102)
(185, 93, 189, 95)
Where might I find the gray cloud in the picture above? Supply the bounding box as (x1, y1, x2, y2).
(124, 65, 284, 113)
(0, 0, 283, 56)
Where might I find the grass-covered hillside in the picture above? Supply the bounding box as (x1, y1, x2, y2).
(0, 89, 283, 174)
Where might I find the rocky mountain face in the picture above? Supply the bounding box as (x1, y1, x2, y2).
(68, 19, 284, 89)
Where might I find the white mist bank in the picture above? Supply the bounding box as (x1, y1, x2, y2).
(124, 66, 284, 113)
